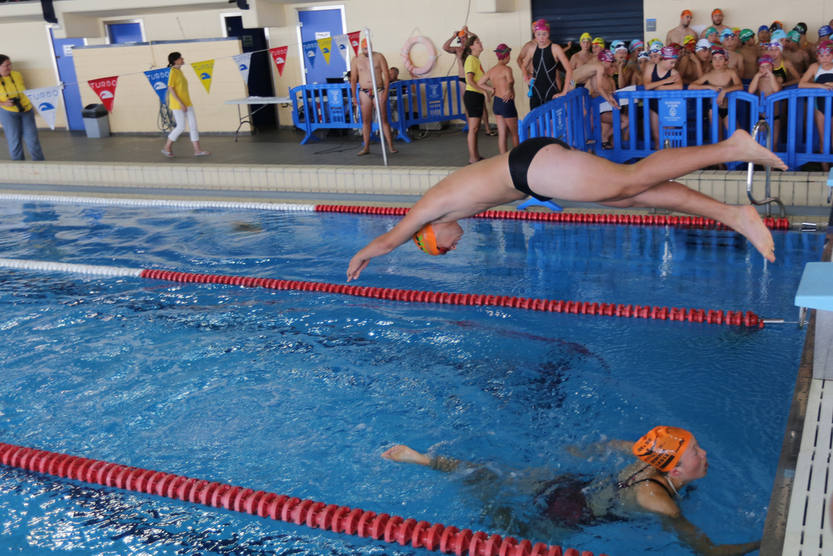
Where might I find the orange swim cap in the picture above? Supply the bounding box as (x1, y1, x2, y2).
(632, 426, 692, 472)
(413, 224, 444, 255)
(360, 37, 368, 49)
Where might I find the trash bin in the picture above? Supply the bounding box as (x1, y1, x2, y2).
(81, 104, 110, 138)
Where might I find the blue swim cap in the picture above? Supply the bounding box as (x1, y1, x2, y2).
(610, 40, 625, 50)
(819, 25, 833, 38)
(758, 25, 769, 33)
(770, 29, 787, 41)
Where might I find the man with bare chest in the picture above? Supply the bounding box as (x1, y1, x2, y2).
(666, 10, 695, 47)
(349, 38, 398, 156)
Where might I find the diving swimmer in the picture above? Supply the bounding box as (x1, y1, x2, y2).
(382, 426, 760, 555)
(346, 130, 785, 281)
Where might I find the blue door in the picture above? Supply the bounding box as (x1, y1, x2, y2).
(298, 9, 346, 84)
(107, 22, 143, 44)
(50, 30, 85, 131)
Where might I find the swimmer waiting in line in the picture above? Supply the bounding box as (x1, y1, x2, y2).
(345, 130, 786, 281)
(381, 427, 760, 555)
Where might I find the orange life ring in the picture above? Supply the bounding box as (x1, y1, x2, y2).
(400, 36, 437, 76)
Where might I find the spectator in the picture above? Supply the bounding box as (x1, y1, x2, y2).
(689, 47, 742, 139)
(162, 51, 209, 158)
(798, 40, 833, 170)
(700, 9, 729, 38)
(350, 38, 398, 156)
(477, 44, 519, 155)
(720, 29, 745, 76)
(443, 27, 496, 137)
(739, 29, 760, 80)
(667, 9, 695, 46)
(462, 35, 488, 163)
(570, 32, 594, 69)
(0, 54, 44, 161)
(517, 19, 573, 110)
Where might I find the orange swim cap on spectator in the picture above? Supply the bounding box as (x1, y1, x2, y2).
(360, 37, 368, 49)
(681, 9, 692, 18)
(633, 426, 693, 472)
(712, 8, 723, 16)
(413, 224, 445, 255)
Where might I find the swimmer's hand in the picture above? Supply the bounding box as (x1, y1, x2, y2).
(346, 253, 370, 281)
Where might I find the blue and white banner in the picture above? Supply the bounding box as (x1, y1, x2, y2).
(232, 52, 253, 85)
(24, 86, 62, 130)
(333, 33, 350, 62)
(143, 68, 171, 104)
(302, 40, 318, 68)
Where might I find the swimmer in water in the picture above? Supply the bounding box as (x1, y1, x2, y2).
(382, 426, 760, 555)
(345, 130, 785, 281)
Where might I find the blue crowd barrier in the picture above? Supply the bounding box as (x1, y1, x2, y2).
(290, 77, 466, 145)
(762, 88, 833, 170)
(518, 88, 590, 150)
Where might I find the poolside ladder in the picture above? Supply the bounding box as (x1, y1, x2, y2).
(747, 118, 786, 218)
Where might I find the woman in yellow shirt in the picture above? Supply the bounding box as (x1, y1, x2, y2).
(463, 36, 488, 164)
(161, 52, 209, 158)
(0, 55, 44, 161)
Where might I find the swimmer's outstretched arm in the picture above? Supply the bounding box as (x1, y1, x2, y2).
(382, 444, 463, 472)
(663, 514, 761, 556)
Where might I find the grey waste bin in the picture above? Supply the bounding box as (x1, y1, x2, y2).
(81, 104, 110, 138)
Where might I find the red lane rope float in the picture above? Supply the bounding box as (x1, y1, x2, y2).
(313, 205, 790, 230)
(138, 268, 764, 328)
(0, 442, 605, 556)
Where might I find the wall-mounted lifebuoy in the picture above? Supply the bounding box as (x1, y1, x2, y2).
(400, 36, 437, 76)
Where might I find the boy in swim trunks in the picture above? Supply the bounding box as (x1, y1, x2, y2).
(477, 44, 519, 154)
(689, 47, 742, 140)
(345, 129, 785, 281)
(381, 427, 760, 555)
(349, 38, 398, 156)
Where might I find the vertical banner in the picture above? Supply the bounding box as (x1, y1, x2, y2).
(143, 68, 171, 104)
(317, 36, 333, 65)
(333, 34, 350, 62)
(88, 76, 118, 112)
(426, 81, 443, 117)
(269, 46, 288, 76)
(302, 40, 318, 68)
(190, 60, 215, 93)
(24, 86, 62, 130)
(347, 31, 361, 56)
(232, 52, 253, 85)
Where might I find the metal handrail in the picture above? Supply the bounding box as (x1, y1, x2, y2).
(747, 119, 786, 218)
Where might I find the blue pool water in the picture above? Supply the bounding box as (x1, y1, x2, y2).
(0, 201, 824, 555)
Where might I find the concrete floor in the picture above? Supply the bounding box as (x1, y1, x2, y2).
(0, 125, 501, 168)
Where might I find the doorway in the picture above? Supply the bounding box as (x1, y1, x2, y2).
(297, 7, 347, 85)
(224, 15, 277, 130)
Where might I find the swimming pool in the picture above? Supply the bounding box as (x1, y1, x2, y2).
(0, 200, 824, 554)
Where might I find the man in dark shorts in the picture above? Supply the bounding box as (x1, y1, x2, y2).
(380, 427, 760, 554)
(517, 19, 573, 110)
(346, 130, 786, 280)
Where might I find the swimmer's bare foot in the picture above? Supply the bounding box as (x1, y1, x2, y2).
(357, 146, 370, 156)
(381, 444, 431, 466)
(388, 145, 399, 153)
(731, 204, 776, 262)
(727, 129, 788, 171)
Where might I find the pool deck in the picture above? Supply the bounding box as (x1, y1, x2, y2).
(1, 125, 833, 555)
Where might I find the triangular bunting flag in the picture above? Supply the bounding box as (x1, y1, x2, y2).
(347, 31, 361, 56)
(302, 40, 318, 68)
(317, 36, 333, 65)
(190, 60, 215, 93)
(269, 46, 288, 77)
(88, 76, 118, 112)
(232, 52, 253, 85)
(24, 86, 61, 130)
(333, 34, 350, 62)
(143, 68, 171, 104)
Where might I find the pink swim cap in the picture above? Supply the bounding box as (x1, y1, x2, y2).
(597, 49, 614, 63)
(533, 19, 550, 32)
(661, 46, 679, 60)
(757, 55, 774, 66)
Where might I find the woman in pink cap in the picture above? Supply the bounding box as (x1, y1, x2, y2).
(516, 19, 573, 110)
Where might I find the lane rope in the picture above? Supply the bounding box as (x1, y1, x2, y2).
(0, 195, 790, 229)
(0, 258, 765, 328)
(0, 442, 605, 556)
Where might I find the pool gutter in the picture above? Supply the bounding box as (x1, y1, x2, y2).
(761, 219, 832, 555)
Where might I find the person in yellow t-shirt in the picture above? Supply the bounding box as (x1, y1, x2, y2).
(0, 54, 44, 161)
(463, 35, 487, 164)
(161, 52, 209, 158)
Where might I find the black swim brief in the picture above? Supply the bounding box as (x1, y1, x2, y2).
(508, 136, 571, 202)
(493, 97, 518, 118)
